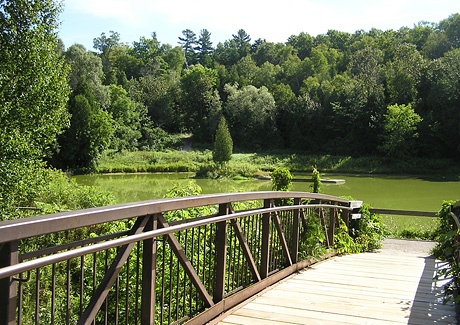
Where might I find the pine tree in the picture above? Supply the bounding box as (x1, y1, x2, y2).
(213, 117, 233, 164)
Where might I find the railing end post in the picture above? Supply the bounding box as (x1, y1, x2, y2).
(0, 241, 19, 325)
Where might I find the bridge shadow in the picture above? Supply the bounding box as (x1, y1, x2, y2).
(408, 255, 458, 324)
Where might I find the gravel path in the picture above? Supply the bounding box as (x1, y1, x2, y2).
(378, 238, 436, 256)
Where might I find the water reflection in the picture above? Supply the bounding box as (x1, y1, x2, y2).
(74, 173, 460, 211)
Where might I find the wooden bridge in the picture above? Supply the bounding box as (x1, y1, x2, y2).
(0, 191, 457, 324)
(214, 239, 456, 324)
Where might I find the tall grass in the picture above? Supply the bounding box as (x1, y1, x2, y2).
(381, 215, 438, 240)
(96, 150, 460, 177)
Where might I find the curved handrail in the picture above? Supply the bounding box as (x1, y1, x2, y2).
(0, 191, 349, 243)
(0, 203, 350, 280)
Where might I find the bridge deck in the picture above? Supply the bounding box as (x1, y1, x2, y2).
(213, 239, 457, 324)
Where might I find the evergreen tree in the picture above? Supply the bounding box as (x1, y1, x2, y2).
(213, 117, 233, 164)
(197, 29, 213, 67)
(178, 29, 197, 67)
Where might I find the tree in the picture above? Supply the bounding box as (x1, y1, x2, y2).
(107, 85, 150, 151)
(65, 44, 110, 108)
(232, 29, 251, 58)
(196, 29, 213, 67)
(224, 84, 280, 149)
(286, 32, 314, 60)
(0, 0, 70, 214)
(213, 117, 233, 164)
(93, 31, 122, 84)
(379, 103, 422, 157)
(180, 64, 222, 141)
(178, 29, 197, 67)
(385, 44, 424, 105)
(419, 48, 460, 157)
(55, 82, 114, 172)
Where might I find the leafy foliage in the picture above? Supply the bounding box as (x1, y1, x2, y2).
(353, 204, 387, 251)
(379, 103, 422, 157)
(432, 201, 460, 302)
(310, 167, 322, 193)
(270, 167, 293, 191)
(0, 0, 69, 215)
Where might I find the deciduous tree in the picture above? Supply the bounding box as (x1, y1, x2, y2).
(379, 103, 422, 157)
(0, 0, 70, 214)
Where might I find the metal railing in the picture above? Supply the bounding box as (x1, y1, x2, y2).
(0, 191, 355, 325)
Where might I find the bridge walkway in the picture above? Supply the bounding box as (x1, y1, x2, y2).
(212, 239, 457, 325)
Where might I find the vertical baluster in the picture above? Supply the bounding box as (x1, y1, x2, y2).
(201, 225, 207, 288)
(92, 252, 97, 325)
(168, 246, 174, 324)
(51, 264, 56, 325)
(66, 259, 71, 324)
(35, 268, 40, 325)
(80, 255, 84, 316)
(104, 250, 109, 325)
(176, 231, 182, 321)
(261, 199, 271, 279)
(197, 227, 202, 292)
(292, 199, 301, 264)
(226, 225, 232, 292)
(135, 247, 140, 324)
(329, 207, 337, 247)
(125, 255, 130, 325)
(207, 224, 214, 296)
(115, 274, 119, 325)
(18, 273, 23, 325)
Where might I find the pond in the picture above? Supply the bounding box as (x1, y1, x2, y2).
(73, 173, 460, 212)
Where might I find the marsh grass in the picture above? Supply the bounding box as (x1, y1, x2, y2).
(96, 150, 460, 177)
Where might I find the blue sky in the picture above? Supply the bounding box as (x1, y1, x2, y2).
(59, 0, 459, 51)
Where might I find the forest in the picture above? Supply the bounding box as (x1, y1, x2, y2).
(49, 12, 460, 173)
(1, 0, 460, 218)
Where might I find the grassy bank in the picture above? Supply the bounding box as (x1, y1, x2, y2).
(97, 150, 460, 178)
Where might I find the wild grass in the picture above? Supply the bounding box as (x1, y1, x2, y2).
(96, 150, 460, 177)
(381, 215, 438, 240)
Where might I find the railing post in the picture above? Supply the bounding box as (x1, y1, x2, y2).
(0, 241, 19, 325)
(141, 215, 157, 325)
(292, 198, 301, 264)
(214, 204, 229, 302)
(260, 199, 271, 279)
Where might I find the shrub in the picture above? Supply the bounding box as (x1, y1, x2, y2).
(271, 167, 293, 191)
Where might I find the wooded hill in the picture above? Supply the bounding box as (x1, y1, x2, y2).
(55, 13, 460, 171)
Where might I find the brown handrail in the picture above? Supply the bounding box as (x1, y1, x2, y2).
(0, 203, 350, 280)
(0, 191, 349, 243)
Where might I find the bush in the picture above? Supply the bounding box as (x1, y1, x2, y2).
(271, 167, 292, 191)
(432, 200, 459, 302)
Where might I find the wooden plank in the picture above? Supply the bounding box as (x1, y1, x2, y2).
(215, 249, 457, 325)
(235, 302, 407, 325)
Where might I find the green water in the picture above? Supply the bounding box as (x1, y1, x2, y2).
(73, 173, 460, 211)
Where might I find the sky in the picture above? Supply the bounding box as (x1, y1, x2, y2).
(59, 0, 459, 51)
